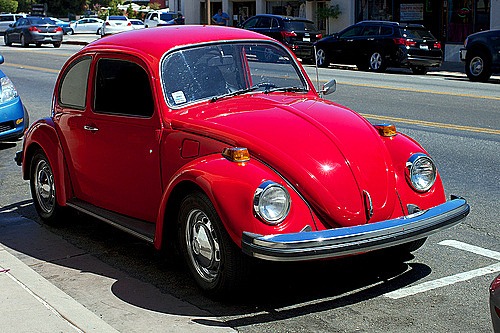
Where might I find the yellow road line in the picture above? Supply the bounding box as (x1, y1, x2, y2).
(2, 63, 60, 74)
(340, 81, 500, 101)
(361, 113, 500, 135)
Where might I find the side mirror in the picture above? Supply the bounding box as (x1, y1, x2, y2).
(321, 79, 336, 96)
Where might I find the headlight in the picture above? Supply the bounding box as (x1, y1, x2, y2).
(406, 153, 437, 192)
(253, 181, 291, 225)
(0, 76, 18, 103)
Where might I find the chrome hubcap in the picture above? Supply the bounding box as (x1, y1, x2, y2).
(370, 53, 382, 69)
(34, 159, 55, 214)
(470, 56, 484, 76)
(316, 49, 325, 66)
(185, 209, 220, 283)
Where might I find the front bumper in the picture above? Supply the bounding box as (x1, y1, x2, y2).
(242, 197, 469, 261)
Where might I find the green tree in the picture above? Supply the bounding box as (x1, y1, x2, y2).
(0, 0, 18, 13)
(317, 4, 341, 35)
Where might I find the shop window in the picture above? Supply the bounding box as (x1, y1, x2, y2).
(447, 0, 490, 43)
(356, 0, 393, 22)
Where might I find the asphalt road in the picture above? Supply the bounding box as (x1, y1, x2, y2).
(0, 42, 499, 333)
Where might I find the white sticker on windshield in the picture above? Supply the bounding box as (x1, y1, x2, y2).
(172, 91, 187, 104)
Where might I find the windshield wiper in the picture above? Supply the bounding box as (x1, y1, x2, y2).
(209, 85, 262, 103)
(264, 86, 309, 93)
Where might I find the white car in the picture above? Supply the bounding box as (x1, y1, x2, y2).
(101, 15, 134, 36)
(144, 10, 184, 28)
(69, 18, 104, 34)
(0, 13, 26, 34)
(129, 19, 145, 30)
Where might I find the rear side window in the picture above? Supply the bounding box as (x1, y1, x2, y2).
(362, 26, 380, 36)
(380, 26, 393, 36)
(59, 56, 91, 109)
(401, 28, 436, 40)
(94, 59, 153, 117)
(257, 17, 272, 28)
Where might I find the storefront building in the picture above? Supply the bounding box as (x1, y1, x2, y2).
(166, 0, 498, 60)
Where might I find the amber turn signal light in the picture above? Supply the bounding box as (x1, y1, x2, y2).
(374, 124, 397, 137)
(222, 147, 250, 163)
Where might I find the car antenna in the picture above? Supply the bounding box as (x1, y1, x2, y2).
(314, 45, 320, 94)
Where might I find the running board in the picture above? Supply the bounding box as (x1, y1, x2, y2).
(66, 199, 155, 244)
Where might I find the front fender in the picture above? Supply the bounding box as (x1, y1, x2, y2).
(154, 153, 316, 250)
(22, 118, 72, 206)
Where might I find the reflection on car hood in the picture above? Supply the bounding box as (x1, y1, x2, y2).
(171, 94, 398, 227)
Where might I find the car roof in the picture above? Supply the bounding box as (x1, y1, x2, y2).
(356, 20, 426, 29)
(251, 14, 314, 23)
(85, 25, 276, 60)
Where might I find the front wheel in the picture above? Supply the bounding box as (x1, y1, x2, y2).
(368, 51, 386, 72)
(30, 150, 63, 224)
(178, 191, 248, 296)
(20, 34, 29, 47)
(4, 35, 12, 46)
(465, 50, 492, 82)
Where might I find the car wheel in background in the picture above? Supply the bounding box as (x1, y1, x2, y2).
(4, 35, 11, 46)
(20, 34, 29, 47)
(67, 28, 73, 35)
(30, 150, 64, 225)
(316, 48, 329, 67)
(35, 42, 42, 47)
(465, 49, 492, 82)
(53, 42, 61, 48)
(96, 28, 101, 35)
(411, 66, 428, 75)
(178, 191, 248, 296)
(368, 51, 386, 72)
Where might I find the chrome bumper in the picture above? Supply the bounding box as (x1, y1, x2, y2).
(242, 197, 469, 261)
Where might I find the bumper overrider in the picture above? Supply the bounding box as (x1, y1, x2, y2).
(242, 197, 469, 261)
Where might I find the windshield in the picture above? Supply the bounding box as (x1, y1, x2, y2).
(159, 13, 175, 21)
(284, 21, 318, 32)
(29, 17, 56, 25)
(401, 28, 436, 40)
(161, 42, 308, 107)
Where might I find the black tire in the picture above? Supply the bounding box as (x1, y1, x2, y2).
(315, 47, 329, 67)
(367, 51, 386, 72)
(178, 191, 248, 296)
(53, 42, 61, 48)
(30, 150, 63, 225)
(96, 28, 101, 35)
(67, 28, 74, 35)
(4, 35, 12, 46)
(20, 34, 29, 47)
(411, 66, 428, 75)
(465, 49, 492, 82)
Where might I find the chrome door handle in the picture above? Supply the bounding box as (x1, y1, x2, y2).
(83, 125, 99, 132)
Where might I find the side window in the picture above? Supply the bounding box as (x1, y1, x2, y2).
(340, 26, 363, 38)
(362, 26, 380, 36)
(243, 16, 259, 28)
(94, 58, 153, 117)
(380, 26, 393, 36)
(271, 18, 279, 28)
(59, 56, 91, 109)
(257, 17, 272, 28)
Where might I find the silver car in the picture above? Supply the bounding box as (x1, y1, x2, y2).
(491, 274, 500, 333)
(4, 16, 63, 48)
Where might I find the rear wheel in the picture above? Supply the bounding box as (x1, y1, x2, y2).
(178, 191, 248, 296)
(465, 49, 492, 82)
(67, 28, 74, 35)
(20, 34, 29, 47)
(368, 51, 386, 72)
(315, 48, 329, 67)
(30, 150, 64, 225)
(53, 42, 61, 48)
(411, 66, 428, 75)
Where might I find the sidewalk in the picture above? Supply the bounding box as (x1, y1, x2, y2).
(0, 210, 236, 333)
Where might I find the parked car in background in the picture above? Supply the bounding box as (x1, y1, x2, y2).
(460, 29, 500, 82)
(0, 55, 28, 141)
(240, 14, 322, 63)
(4, 16, 63, 48)
(15, 25, 469, 296)
(50, 17, 73, 35)
(0, 13, 26, 34)
(144, 10, 185, 27)
(129, 19, 145, 30)
(314, 21, 443, 74)
(101, 15, 134, 36)
(69, 18, 104, 34)
(492, 274, 500, 333)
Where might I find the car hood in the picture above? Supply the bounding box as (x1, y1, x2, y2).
(171, 94, 398, 227)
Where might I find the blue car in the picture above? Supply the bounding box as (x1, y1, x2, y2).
(0, 55, 28, 141)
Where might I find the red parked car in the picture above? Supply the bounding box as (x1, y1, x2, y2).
(15, 25, 469, 295)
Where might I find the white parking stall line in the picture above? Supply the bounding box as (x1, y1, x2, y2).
(384, 240, 500, 300)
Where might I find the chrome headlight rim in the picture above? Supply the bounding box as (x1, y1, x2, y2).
(253, 180, 291, 225)
(406, 153, 437, 192)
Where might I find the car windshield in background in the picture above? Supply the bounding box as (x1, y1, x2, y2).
(29, 17, 56, 25)
(401, 28, 436, 40)
(284, 21, 317, 31)
(159, 13, 175, 21)
(161, 42, 307, 107)
(109, 16, 127, 21)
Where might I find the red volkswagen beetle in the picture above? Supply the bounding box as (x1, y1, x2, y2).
(16, 25, 469, 295)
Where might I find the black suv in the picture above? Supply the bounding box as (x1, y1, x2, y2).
(314, 21, 443, 74)
(460, 29, 500, 82)
(240, 14, 322, 63)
